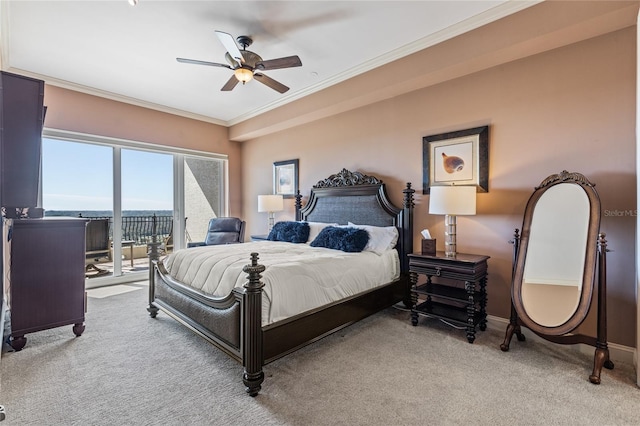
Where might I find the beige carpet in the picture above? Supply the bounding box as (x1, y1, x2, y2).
(1, 282, 639, 425)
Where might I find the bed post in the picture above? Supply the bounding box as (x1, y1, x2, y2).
(147, 215, 161, 318)
(242, 253, 265, 396)
(401, 182, 415, 274)
(295, 190, 302, 221)
(399, 182, 415, 307)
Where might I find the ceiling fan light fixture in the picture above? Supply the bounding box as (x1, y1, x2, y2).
(234, 68, 253, 84)
(178, 31, 299, 93)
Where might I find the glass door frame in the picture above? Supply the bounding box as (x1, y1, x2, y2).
(42, 128, 228, 287)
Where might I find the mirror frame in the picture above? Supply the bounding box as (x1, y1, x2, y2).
(511, 171, 601, 336)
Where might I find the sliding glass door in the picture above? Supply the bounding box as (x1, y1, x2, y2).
(120, 148, 173, 274)
(41, 138, 115, 279)
(41, 132, 227, 287)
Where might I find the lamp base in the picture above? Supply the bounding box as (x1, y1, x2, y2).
(267, 212, 275, 233)
(444, 214, 457, 257)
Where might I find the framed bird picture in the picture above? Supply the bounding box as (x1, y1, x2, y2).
(422, 126, 489, 194)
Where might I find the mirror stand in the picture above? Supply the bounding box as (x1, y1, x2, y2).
(501, 230, 614, 384)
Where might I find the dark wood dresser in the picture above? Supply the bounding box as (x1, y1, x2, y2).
(7, 217, 88, 350)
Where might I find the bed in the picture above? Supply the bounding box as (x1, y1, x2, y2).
(147, 169, 415, 396)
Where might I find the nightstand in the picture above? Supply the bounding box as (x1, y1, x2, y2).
(408, 251, 490, 343)
(250, 234, 269, 241)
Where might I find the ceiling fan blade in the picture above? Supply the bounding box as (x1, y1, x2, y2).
(176, 58, 231, 69)
(254, 73, 289, 93)
(255, 55, 302, 71)
(215, 30, 244, 64)
(221, 75, 239, 92)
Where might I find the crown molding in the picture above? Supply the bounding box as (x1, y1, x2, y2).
(6, 67, 228, 127)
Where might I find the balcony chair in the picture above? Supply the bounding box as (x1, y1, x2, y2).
(85, 218, 111, 278)
(187, 217, 246, 247)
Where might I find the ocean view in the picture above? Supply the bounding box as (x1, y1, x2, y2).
(44, 210, 175, 243)
(44, 210, 173, 218)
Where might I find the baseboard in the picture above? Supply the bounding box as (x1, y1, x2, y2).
(487, 315, 636, 367)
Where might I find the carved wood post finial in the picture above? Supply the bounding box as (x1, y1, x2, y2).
(295, 190, 302, 221)
(510, 228, 520, 245)
(403, 182, 415, 209)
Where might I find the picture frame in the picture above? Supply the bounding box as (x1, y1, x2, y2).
(273, 159, 299, 198)
(422, 126, 489, 194)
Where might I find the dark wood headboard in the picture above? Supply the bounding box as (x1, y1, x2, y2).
(294, 169, 414, 274)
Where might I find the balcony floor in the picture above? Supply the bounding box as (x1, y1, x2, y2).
(85, 256, 150, 278)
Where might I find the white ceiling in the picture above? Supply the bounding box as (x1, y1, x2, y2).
(1, 1, 537, 126)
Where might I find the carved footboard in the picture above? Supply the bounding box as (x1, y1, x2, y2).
(148, 242, 266, 395)
(150, 263, 243, 359)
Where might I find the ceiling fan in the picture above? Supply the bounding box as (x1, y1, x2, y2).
(177, 30, 302, 94)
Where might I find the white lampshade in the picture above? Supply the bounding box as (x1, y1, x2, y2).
(429, 186, 476, 216)
(258, 194, 284, 213)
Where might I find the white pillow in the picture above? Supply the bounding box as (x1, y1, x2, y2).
(304, 221, 339, 243)
(348, 222, 399, 254)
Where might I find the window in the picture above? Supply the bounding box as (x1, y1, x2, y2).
(41, 130, 227, 286)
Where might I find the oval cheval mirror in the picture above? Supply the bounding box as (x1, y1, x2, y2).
(500, 170, 613, 384)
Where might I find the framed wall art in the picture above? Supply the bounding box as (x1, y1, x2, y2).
(422, 126, 489, 194)
(273, 159, 299, 198)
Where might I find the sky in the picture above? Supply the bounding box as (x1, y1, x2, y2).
(42, 138, 173, 211)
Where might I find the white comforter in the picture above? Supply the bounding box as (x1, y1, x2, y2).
(162, 241, 400, 325)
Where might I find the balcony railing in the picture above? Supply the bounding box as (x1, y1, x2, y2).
(80, 214, 173, 246)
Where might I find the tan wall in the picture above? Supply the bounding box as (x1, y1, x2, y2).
(42, 86, 243, 217)
(241, 28, 637, 347)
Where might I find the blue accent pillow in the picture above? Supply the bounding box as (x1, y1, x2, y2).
(310, 226, 369, 252)
(267, 221, 310, 243)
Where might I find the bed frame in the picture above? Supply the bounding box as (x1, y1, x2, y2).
(146, 169, 414, 396)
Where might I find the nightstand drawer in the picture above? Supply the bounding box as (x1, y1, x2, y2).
(410, 266, 487, 281)
(409, 253, 488, 279)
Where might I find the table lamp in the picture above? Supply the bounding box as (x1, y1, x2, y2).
(258, 194, 284, 232)
(429, 185, 476, 257)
